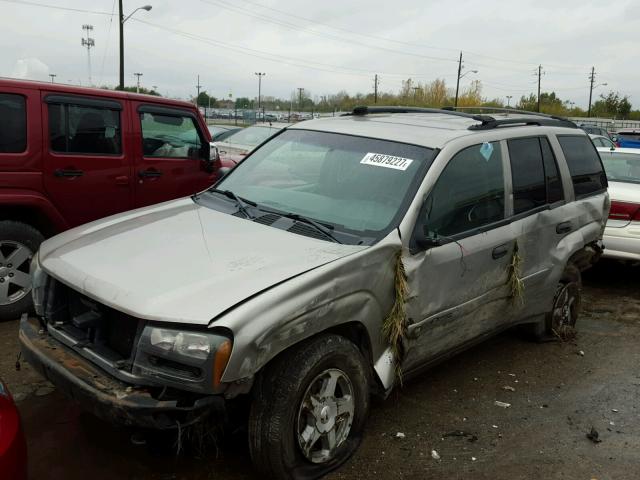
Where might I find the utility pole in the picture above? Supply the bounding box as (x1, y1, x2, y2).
(255, 72, 265, 115)
(297, 87, 304, 113)
(412, 87, 420, 103)
(196, 74, 202, 106)
(588, 66, 595, 118)
(81, 24, 95, 86)
(373, 74, 379, 104)
(454, 51, 463, 109)
(536, 64, 543, 113)
(49, 74, 56, 83)
(134, 72, 143, 93)
(118, 0, 124, 89)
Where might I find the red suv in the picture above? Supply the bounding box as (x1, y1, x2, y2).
(0, 78, 216, 320)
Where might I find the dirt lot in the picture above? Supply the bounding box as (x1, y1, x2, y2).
(1, 259, 639, 480)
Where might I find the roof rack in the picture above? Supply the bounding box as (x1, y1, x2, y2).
(348, 105, 493, 122)
(347, 105, 578, 130)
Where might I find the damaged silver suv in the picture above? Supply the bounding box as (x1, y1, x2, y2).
(21, 106, 608, 479)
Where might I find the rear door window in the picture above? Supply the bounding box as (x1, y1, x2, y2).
(0, 94, 26, 153)
(508, 138, 547, 214)
(557, 135, 607, 197)
(48, 103, 121, 155)
(140, 112, 203, 158)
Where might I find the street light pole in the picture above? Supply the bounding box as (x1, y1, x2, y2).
(134, 72, 143, 93)
(118, 3, 152, 90)
(49, 74, 57, 83)
(506, 95, 513, 107)
(255, 72, 265, 117)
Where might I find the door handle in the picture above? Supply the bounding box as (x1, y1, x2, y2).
(556, 221, 572, 234)
(138, 169, 163, 178)
(115, 175, 129, 185)
(54, 168, 84, 178)
(492, 244, 509, 260)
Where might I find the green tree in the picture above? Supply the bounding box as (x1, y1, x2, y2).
(194, 91, 217, 108)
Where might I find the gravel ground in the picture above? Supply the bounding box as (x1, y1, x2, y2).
(0, 259, 638, 480)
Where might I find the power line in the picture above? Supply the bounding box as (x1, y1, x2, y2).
(130, 18, 448, 79)
(98, 0, 117, 85)
(198, 0, 458, 65)
(1, 0, 111, 15)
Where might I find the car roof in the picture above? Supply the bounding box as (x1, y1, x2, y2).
(288, 110, 579, 149)
(0, 77, 197, 110)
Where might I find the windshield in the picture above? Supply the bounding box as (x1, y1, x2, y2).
(214, 129, 433, 239)
(600, 151, 640, 184)
(221, 125, 281, 147)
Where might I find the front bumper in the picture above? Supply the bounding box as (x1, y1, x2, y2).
(19, 315, 224, 430)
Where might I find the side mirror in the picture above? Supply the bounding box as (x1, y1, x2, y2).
(201, 143, 217, 173)
(415, 224, 441, 249)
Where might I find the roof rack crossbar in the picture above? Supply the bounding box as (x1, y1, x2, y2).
(347, 105, 493, 122)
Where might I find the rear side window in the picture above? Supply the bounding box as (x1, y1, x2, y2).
(558, 135, 607, 197)
(49, 103, 121, 155)
(0, 94, 26, 153)
(424, 141, 504, 238)
(140, 112, 203, 158)
(540, 137, 564, 203)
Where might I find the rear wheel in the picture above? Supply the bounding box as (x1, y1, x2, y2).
(522, 264, 581, 341)
(0, 221, 44, 321)
(249, 334, 370, 479)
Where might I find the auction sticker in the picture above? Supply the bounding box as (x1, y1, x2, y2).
(360, 152, 414, 171)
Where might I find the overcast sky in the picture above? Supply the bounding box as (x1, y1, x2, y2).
(1, 0, 639, 108)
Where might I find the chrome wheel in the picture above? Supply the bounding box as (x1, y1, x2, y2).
(0, 241, 33, 306)
(297, 368, 355, 464)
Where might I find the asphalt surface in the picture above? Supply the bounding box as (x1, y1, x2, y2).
(1, 259, 638, 480)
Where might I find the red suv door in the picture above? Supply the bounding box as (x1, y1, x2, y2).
(132, 103, 215, 208)
(42, 93, 133, 227)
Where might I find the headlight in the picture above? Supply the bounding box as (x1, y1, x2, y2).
(133, 325, 232, 394)
(150, 328, 211, 360)
(30, 252, 48, 316)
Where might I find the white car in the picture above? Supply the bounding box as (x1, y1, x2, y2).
(589, 134, 616, 149)
(597, 147, 640, 261)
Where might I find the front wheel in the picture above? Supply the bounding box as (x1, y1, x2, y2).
(249, 334, 370, 479)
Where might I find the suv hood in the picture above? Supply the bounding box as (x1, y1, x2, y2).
(38, 198, 365, 325)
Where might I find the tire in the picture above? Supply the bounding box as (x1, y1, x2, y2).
(248, 334, 370, 480)
(0, 221, 44, 321)
(547, 264, 581, 339)
(522, 264, 582, 341)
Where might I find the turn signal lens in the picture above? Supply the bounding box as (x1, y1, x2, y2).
(213, 339, 233, 388)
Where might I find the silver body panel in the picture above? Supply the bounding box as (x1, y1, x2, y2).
(35, 115, 609, 392)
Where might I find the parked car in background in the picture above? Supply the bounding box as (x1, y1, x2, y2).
(22, 107, 607, 479)
(580, 124, 614, 141)
(0, 78, 216, 320)
(615, 129, 640, 149)
(590, 134, 616, 149)
(597, 147, 640, 261)
(207, 124, 241, 142)
(0, 379, 27, 480)
(213, 123, 290, 165)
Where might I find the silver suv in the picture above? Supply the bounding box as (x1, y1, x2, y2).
(21, 107, 609, 479)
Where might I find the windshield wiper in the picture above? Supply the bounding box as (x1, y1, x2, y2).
(207, 188, 256, 219)
(256, 207, 342, 244)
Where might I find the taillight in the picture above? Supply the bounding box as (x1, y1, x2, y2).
(609, 200, 640, 221)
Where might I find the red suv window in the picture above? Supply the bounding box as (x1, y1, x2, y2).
(0, 94, 26, 153)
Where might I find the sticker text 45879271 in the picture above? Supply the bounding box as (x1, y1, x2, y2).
(360, 152, 414, 171)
